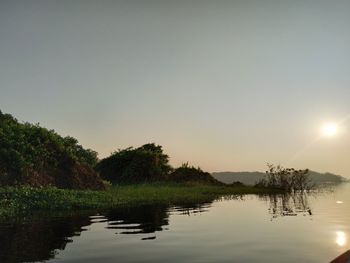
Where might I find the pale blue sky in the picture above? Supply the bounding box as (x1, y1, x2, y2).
(1, 0, 350, 175)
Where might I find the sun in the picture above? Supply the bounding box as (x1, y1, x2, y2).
(322, 123, 338, 137)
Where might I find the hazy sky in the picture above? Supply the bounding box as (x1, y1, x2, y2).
(1, 0, 350, 176)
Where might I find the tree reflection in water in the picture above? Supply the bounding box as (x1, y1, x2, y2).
(0, 193, 312, 262)
(0, 202, 213, 263)
(0, 212, 91, 262)
(105, 204, 170, 235)
(171, 202, 212, 216)
(260, 192, 313, 219)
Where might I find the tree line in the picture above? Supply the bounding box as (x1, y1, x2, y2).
(0, 110, 310, 190)
(0, 110, 221, 189)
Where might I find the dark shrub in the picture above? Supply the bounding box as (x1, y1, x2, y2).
(0, 110, 104, 190)
(169, 163, 222, 185)
(229, 181, 245, 187)
(96, 143, 172, 183)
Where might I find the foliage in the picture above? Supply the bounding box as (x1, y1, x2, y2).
(0, 186, 110, 215)
(168, 163, 223, 185)
(228, 181, 245, 187)
(96, 143, 172, 183)
(255, 164, 312, 191)
(0, 110, 103, 189)
(0, 184, 281, 217)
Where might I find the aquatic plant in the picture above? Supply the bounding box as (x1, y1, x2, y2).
(0, 183, 280, 216)
(255, 164, 312, 191)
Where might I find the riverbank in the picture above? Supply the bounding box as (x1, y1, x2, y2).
(0, 183, 282, 217)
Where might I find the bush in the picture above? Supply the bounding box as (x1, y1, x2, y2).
(168, 163, 222, 185)
(0, 110, 104, 190)
(229, 181, 245, 187)
(255, 164, 311, 191)
(96, 143, 172, 183)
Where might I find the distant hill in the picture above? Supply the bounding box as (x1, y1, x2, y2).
(212, 172, 264, 185)
(212, 171, 348, 185)
(307, 171, 348, 185)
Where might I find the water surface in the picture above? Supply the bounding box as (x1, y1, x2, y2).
(2, 183, 350, 262)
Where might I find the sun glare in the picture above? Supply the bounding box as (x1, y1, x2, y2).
(336, 231, 346, 247)
(322, 123, 338, 137)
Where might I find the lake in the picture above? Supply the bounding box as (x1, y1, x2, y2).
(2, 183, 350, 262)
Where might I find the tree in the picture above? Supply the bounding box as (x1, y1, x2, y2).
(0, 110, 104, 189)
(96, 143, 172, 183)
(168, 163, 222, 185)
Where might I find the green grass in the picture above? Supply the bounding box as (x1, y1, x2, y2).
(0, 183, 281, 217)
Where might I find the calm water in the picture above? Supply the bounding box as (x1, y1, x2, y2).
(2, 183, 350, 262)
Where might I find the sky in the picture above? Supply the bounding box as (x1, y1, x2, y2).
(1, 0, 350, 176)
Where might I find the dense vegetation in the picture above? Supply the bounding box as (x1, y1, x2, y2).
(0, 110, 104, 190)
(0, 110, 226, 188)
(96, 143, 173, 183)
(0, 109, 323, 198)
(0, 184, 281, 217)
(255, 164, 312, 191)
(169, 163, 222, 185)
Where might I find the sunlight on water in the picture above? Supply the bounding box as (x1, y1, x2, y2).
(336, 231, 346, 247)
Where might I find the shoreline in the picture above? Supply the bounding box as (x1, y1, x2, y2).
(0, 183, 282, 217)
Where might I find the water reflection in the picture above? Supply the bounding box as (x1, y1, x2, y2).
(0, 212, 91, 262)
(0, 202, 212, 262)
(105, 204, 169, 235)
(336, 231, 346, 247)
(171, 202, 212, 216)
(260, 192, 312, 219)
(0, 192, 321, 263)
